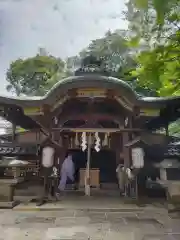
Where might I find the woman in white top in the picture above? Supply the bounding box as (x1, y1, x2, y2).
(37, 139, 55, 206)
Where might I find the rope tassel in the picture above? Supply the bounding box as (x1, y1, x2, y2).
(103, 133, 108, 146)
(75, 132, 79, 146)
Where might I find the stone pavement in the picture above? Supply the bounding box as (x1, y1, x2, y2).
(0, 207, 179, 240)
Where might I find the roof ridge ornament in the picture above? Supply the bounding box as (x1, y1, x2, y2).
(74, 55, 109, 76)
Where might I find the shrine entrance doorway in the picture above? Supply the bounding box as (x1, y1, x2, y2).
(71, 148, 117, 189)
(55, 129, 123, 197)
(53, 96, 135, 197)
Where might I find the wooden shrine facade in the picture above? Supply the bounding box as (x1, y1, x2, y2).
(0, 72, 180, 166)
(1, 62, 180, 201)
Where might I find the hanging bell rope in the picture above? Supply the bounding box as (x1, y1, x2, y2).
(70, 137, 73, 149)
(75, 132, 79, 146)
(103, 133, 108, 146)
(108, 132, 111, 148)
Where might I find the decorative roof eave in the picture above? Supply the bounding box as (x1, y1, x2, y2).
(0, 76, 180, 110)
(44, 75, 140, 104)
(1, 75, 180, 131)
(139, 96, 180, 109)
(0, 75, 139, 108)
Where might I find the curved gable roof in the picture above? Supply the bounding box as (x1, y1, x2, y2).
(0, 75, 140, 107)
(44, 75, 139, 105)
(0, 74, 180, 108)
(1, 75, 180, 130)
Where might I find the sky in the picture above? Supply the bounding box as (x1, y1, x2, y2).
(0, 0, 127, 96)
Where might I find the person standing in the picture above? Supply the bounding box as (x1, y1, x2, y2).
(37, 139, 55, 206)
(58, 152, 75, 192)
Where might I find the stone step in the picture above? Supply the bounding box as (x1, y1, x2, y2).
(101, 183, 119, 189)
(0, 201, 19, 209)
(13, 201, 165, 212)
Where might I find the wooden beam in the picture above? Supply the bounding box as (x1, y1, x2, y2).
(51, 127, 144, 133)
(58, 113, 122, 126)
(40, 128, 63, 148)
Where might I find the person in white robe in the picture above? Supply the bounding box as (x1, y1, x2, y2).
(58, 154, 75, 191)
(116, 164, 125, 195)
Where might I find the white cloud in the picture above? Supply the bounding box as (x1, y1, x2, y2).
(0, 0, 127, 95)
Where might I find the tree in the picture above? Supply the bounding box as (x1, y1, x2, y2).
(67, 29, 159, 96)
(67, 30, 136, 78)
(126, 0, 180, 96)
(6, 51, 66, 96)
(6, 31, 139, 96)
(125, 0, 180, 135)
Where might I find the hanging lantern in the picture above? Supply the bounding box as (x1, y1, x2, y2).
(75, 132, 79, 146)
(131, 147, 144, 168)
(94, 132, 100, 152)
(81, 132, 87, 151)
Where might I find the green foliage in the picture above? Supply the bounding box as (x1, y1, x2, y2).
(134, 0, 179, 24)
(126, 0, 180, 135)
(6, 53, 66, 96)
(67, 30, 135, 78)
(126, 0, 180, 97)
(169, 119, 180, 137)
(7, 31, 139, 97)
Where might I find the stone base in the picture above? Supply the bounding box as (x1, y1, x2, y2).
(167, 181, 180, 203)
(0, 185, 14, 202)
(0, 201, 19, 209)
(0, 178, 25, 202)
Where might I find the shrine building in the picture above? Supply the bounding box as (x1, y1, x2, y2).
(0, 58, 180, 205)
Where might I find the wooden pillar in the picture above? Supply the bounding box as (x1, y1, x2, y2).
(114, 133, 122, 165)
(12, 123, 16, 142)
(122, 116, 132, 196)
(122, 116, 131, 169)
(122, 131, 130, 197)
(165, 124, 169, 136)
(129, 109, 140, 199)
(85, 133, 91, 196)
(122, 132, 131, 168)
